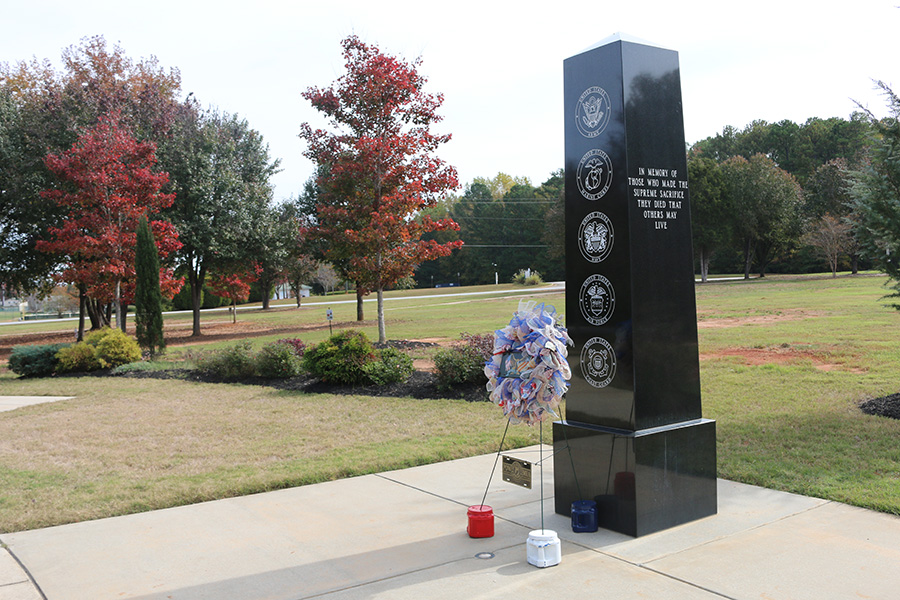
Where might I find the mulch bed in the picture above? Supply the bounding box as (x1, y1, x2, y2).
(859, 394, 900, 420)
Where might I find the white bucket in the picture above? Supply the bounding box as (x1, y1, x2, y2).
(526, 529, 561, 567)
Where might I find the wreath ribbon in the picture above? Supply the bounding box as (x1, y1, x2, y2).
(484, 300, 573, 425)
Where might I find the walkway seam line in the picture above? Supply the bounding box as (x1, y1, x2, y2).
(0, 545, 48, 600)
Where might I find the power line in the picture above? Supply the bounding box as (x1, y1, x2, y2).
(453, 216, 545, 221)
(460, 200, 557, 204)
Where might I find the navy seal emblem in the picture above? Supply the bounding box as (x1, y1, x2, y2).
(578, 212, 614, 263)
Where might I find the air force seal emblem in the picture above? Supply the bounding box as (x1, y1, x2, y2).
(579, 274, 615, 326)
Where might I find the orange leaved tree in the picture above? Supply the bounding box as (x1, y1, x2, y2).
(300, 36, 462, 343)
(37, 112, 182, 337)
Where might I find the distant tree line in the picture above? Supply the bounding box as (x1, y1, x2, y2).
(413, 171, 565, 287)
(687, 114, 875, 279)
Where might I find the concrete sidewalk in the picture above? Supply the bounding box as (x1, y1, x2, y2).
(2, 445, 899, 599)
(0, 397, 74, 413)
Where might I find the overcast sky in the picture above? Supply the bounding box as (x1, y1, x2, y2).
(3, 0, 898, 201)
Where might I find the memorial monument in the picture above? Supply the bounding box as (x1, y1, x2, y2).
(553, 34, 717, 537)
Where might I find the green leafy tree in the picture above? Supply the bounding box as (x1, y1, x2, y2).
(688, 156, 730, 282)
(471, 172, 531, 199)
(852, 82, 900, 305)
(134, 216, 165, 357)
(723, 154, 802, 278)
(278, 198, 317, 306)
(537, 169, 566, 269)
(162, 105, 280, 336)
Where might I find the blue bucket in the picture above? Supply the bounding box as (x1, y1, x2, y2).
(571, 499, 598, 533)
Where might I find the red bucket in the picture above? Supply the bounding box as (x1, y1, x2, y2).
(467, 504, 494, 538)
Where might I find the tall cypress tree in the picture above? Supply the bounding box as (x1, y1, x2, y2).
(134, 216, 165, 357)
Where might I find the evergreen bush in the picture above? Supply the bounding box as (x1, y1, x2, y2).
(194, 342, 256, 379)
(363, 347, 414, 385)
(8, 343, 70, 377)
(85, 328, 141, 368)
(256, 341, 304, 378)
(56, 343, 107, 372)
(134, 216, 166, 358)
(512, 269, 543, 286)
(303, 330, 376, 385)
(434, 333, 493, 390)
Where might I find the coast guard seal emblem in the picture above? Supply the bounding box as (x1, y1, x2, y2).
(581, 337, 616, 388)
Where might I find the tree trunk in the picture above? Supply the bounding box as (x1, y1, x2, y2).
(851, 253, 859, 275)
(356, 286, 364, 321)
(115, 281, 125, 332)
(86, 298, 100, 330)
(231, 300, 237, 324)
(77, 286, 86, 341)
(190, 266, 204, 337)
(743, 238, 753, 280)
(86, 298, 109, 330)
(377, 287, 386, 343)
(261, 275, 271, 310)
(118, 300, 128, 332)
(699, 248, 710, 283)
(376, 251, 386, 343)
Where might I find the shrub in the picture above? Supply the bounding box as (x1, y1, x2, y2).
(434, 332, 493, 390)
(277, 338, 307, 359)
(256, 341, 304, 378)
(110, 361, 159, 375)
(8, 343, 70, 377)
(363, 347, 414, 385)
(303, 330, 376, 385)
(195, 342, 256, 379)
(56, 342, 107, 373)
(88, 328, 141, 368)
(512, 269, 543, 286)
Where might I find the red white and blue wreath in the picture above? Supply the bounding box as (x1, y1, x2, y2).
(484, 301, 573, 425)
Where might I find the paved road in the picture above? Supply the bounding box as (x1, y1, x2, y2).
(0, 284, 566, 328)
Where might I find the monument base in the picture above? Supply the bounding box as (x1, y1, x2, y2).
(553, 418, 717, 537)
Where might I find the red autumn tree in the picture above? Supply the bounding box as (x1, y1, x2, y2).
(207, 265, 260, 324)
(36, 112, 183, 336)
(300, 35, 462, 343)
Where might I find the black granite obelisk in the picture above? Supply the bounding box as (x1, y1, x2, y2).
(553, 34, 717, 537)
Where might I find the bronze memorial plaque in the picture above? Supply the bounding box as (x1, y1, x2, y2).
(502, 456, 532, 489)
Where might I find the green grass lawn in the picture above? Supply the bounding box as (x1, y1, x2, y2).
(2, 275, 900, 532)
